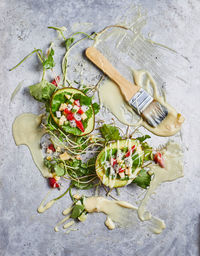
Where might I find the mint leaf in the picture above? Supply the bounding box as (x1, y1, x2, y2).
(100, 124, 121, 142)
(29, 79, 56, 102)
(132, 169, 151, 189)
(92, 103, 100, 114)
(43, 48, 55, 69)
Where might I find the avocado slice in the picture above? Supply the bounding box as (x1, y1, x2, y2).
(96, 139, 144, 188)
(50, 88, 95, 136)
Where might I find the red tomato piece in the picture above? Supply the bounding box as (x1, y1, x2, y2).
(154, 152, 165, 168)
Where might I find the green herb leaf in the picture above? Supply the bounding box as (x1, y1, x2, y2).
(132, 169, 151, 189)
(92, 103, 100, 114)
(136, 135, 151, 143)
(65, 37, 74, 50)
(100, 124, 122, 142)
(70, 204, 85, 219)
(29, 79, 56, 102)
(73, 93, 92, 105)
(54, 164, 65, 176)
(43, 48, 55, 69)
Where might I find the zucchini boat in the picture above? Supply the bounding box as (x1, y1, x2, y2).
(96, 139, 144, 188)
(50, 88, 95, 136)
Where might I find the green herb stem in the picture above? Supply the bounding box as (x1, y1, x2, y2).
(9, 49, 43, 71)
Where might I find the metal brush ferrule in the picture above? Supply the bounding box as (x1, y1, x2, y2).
(129, 88, 153, 114)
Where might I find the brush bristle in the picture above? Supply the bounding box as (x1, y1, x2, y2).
(142, 100, 168, 127)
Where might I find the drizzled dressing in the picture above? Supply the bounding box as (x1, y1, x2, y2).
(12, 113, 51, 178)
(138, 141, 184, 221)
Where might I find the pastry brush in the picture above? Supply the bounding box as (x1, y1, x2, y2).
(85, 47, 168, 127)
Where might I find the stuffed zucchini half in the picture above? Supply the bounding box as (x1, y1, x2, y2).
(96, 139, 144, 188)
(50, 88, 95, 136)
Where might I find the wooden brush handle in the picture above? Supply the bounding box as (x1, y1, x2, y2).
(85, 47, 140, 101)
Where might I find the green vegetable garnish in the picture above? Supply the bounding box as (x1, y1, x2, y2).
(29, 79, 56, 102)
(132, 168, 151, 189)
(100, 124, 122, 142)
(42, 48, 55, 69)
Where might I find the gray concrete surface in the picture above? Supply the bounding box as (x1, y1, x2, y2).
(1, 0, 200, 255)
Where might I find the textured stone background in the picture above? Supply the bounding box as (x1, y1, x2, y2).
(0, 0, 200, 255)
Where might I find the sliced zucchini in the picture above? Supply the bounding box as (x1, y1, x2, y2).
(96, 139, 144, 188)
(50, 88, 95, 136)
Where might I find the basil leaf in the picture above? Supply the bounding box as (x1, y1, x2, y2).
(100, 124, 121, 142)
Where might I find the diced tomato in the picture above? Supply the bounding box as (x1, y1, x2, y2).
(154, 152, 165, 168)
(48, 178, 60, 188)
(66, 113, 74, 121)
(64, 108, 71, 115)
(74, 100, 80, 107)
(77, 108, 84, 115)
(75, 120, 84, 132)
(48, 144, 56, 152)
(51, 76, 60, 87)
(111, 159, 117, 166)
(125, 145, 136, 157)
(118, 167, 125, 173)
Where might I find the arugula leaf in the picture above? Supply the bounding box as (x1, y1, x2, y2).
(29, 79, 56, 102)
(65, 37, 74, 50)
(92, 103, 100, 114)
(73, 93, 92, 105)
(43, 48, 55, 69)
(136, 135, 151, 143)
(100, 124, 122, 142)
(132, 169, 151, 189)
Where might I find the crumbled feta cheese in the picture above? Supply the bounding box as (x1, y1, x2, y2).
(82, 105, 89, 112)
(59, 103, 68, 111)
(116, 150, 122, 160)
(73, 105, 79, 112)
(119, 172, 125, 179)
(66, 104, 73, 111)
(56, 111, 61, 118)
(81, 113, 87, 120)
(124, 157, 132, 167)
(125, 167, 131, 176)
(69, 120, 76, 127)
(56, 146, 61, 152)
(74, 113, 82, 121)
(46, 148, 53, 154)
(104, 161, 111, 169)
(59, 115, 67, 126)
